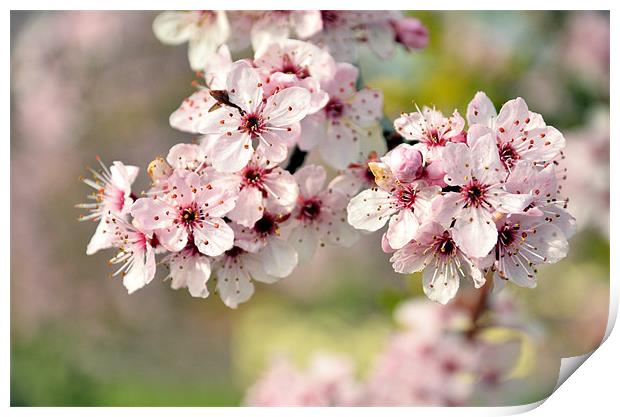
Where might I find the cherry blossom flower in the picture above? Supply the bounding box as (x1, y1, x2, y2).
(434, 134, 532, 258)
(248, 11, 324, 55)
(212, 245, 283, 308)
(153, 11, 232, 71)
(164, 240, 211, 298)
(77, 158, 139, 255)
(130, 170, 236, 256)
(107, 218, 157, 294)
(394, 106, 466, 161)
(299, 63, 384, 169)
(505, 161, 576, 239)
(197, 61, 312, 172)
(466, 92, 566, 170)
(347, 146, 441, 250)
(212, 217, 298, 308)
(205, 151, 299, 228)
(253, 39, 334, 114)
(390, 222, 485, 304)
(288, 165, 359, 263)
(490, 215, 568, 289)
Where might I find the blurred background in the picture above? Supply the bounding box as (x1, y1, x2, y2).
(10, 11, 609, 406)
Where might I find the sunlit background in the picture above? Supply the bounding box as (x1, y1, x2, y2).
(10, 10, 609, 406)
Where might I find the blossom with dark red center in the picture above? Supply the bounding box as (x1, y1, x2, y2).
(466, 92, 566, 170)
(394, 106, 466, 161)
(435, 134, 533, 258)
(298, 63, 384, 169)
(198, 61, 312, 173)
(130, 170, 237, 256)
(289, 165, 359, 263)
(490, 215, 568, 289)
(347, 146, 441, 250)
(390, 222, 485, 304)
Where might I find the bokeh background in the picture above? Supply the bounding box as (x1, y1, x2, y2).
(10, 11, 609, 406)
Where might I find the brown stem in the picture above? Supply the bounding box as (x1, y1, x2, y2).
(465, 273, 494, 339)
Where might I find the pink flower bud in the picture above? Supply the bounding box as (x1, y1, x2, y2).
(392, 17, 429, 50)
(422, 160, 447, 187)
(384, 144, 424, 183)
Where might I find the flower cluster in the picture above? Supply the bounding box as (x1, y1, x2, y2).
(245, 297, 535, 406)
(78, 10, 433, 307)
(347, 92, 575, 304)
(153, 11, 428, 70)
(78, 10, 575, 308)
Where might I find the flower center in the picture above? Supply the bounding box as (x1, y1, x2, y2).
(498, 142, 520, 169)
(426, 128, 445, 146)
(299, 198, 322, 222)
(397, 185, 418, 209)
(253, 213, 278, 237)
(498, 222, 523, 248)
(280, 54, 310, 78)
(242, 113, 264, 137)
(243, 167, 263, 186)
(433, 231, 457, 259)
(461, 181, 488, 208)
(181, 207, 197, 224)
(325, 99, 345, 119)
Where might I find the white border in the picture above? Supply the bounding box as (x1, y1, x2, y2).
(4, 1, 617, 415)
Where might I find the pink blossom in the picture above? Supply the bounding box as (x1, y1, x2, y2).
(336, 151, 381, 197)
(434, 134, 532, 258)
(253, 39, 335, 114)
(77, 158, 139, 255)
(347, 147, 441, 250)
(394, 106, 466, 161)
(197, 61, 312, 172)
(212, 216, 298, 308)
(130, 170, 236, 256)
(213, 244, 288, 308)
(299, 63, 384, 169)
(288, 165, 360, 263)
(491, 215, 568, 289)
(164, 240, 211, 298)
(505, 161, 576, 239)
(107, 218, 157, 294)
(390, 222, 485, 304)
(153, 11, 233, 71)
(466, 93, 566, 170)
(205, 152, 299, 228)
